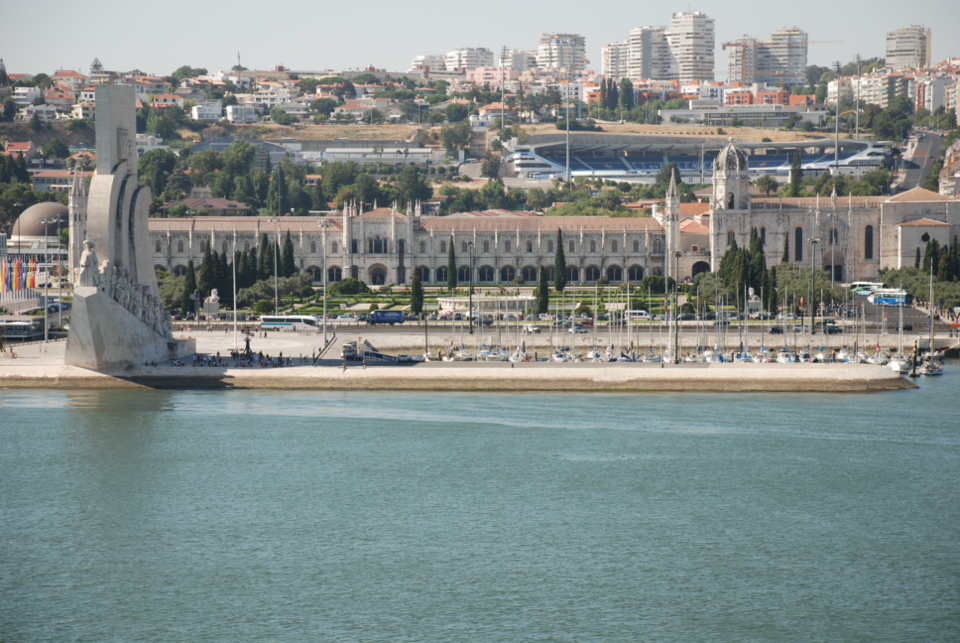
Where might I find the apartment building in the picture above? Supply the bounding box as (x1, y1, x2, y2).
(726, 27, 808, 87)
(503, 50, 538, 72)
(886, 26, 931, 71)
(410, 55, 447, 73)
(601, 41, 630, 80)
(444, 48, 495, 72)
(667, 11, 715, 83)
(627, 26, 672, 80)
(537, 34, 586, 72)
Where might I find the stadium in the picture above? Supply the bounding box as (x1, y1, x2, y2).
(506, 133, 891, 183)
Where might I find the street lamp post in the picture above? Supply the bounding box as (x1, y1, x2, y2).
(321, 223, 328, 347)
(810, 238, 819, 336)
(468, 241, 474, 335)
(673, 250, 682, 363)
(269, 219, 280, 315)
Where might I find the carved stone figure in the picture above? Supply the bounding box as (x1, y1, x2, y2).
(76, 241, 100, 288)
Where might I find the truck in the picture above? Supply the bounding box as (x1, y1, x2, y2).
(366, 310, 405, 326)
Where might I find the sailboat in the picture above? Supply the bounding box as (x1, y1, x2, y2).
(888, 287, 911, 374)
(919, 265, 945, 375)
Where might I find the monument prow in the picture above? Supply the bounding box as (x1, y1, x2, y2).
(65, 84, 194, 370)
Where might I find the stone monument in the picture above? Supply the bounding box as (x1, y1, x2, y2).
(202, 289, 220, 316)
(65, 84, 194, 370)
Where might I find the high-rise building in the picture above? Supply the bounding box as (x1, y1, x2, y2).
(503, 49, 538, 72)
(666, 11, 715, 83)
(537, 33, 587, 71)
(725, 27, 808, 87)
(409, 55, 447, 73)
(627, 26, 672, 80)
(886, 26, 931, 70)
(444, 48, 495, 72)
(602, 41, 630, 80)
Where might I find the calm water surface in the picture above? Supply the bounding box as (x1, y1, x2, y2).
(2, 370, 959, 642)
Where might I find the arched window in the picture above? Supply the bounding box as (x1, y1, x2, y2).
(526, 241, 533, 253)
(222, 241, 228, 254)
(435, 266, 447, 283)
(727, 230, 736, 247)
(462, 241, 468, 253)
(332, 241, 338, 253)
(398, 240, 405, 254)
(633, 240, 640, 253)
(199, 240, 206, 253)
(155, 241, 161, 253)
(543, 266, 554, 282)
(566, 266, 579, 282)
(864, 225, 874, 260)
(653, 238, 663, 254)
(244, 241, 250, 251)
(500, 266, 516, 282)
(505, 241, 511, 252)
(419, 241, 426, 253)
(585, 266, 601, 281)
(458, 265, 470, 282)
(760, 227, 766, 244)
(569, 241, 575, 252)
(327, 266, 342, 282)
(478, 266, 494, 282)
(795, 227, 804, 262)
(440, 241, 447, 253)
(416, 266, 430, 282)
(829, 228, 838, 245)
(612, 240, 618, 252)
(548, 240, 554, 252)
(521, 266, 537, 282)
(590, 240, 596, 253)
(351, 240, 357, 253)
(606, 265, 622, 281)
(727, 193, 735, 209)
(177, 241, 184, 253)
(628, 265, 644, 281)
(483, 240, 490, 253)
(310, 241, 317, 253)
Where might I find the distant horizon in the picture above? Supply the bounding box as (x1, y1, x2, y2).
(3, 0, 958, 81)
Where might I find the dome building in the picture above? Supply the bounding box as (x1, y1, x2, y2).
(8, 202, 69, 252)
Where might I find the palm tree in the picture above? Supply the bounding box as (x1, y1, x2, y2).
(756, 175, 778, 197)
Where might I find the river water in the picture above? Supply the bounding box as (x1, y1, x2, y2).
(2, 370, 958, 642)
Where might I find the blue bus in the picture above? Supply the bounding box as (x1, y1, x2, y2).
(867, 289, 911, 307)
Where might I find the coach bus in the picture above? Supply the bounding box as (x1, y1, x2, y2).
(258, 315, 320, 331)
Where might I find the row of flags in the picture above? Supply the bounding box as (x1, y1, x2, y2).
(0, 257, 57, 294)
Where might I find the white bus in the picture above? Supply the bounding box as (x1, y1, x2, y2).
(624, 310, 653, 321)
(259, 315, 320, 331)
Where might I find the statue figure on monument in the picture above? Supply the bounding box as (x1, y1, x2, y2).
(75, 241, 100, 288)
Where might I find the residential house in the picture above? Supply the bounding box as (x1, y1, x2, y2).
(226, 105, 258, 123)
(12, 87, 40, 107)
(71, 101, 96, 120)
(191, 101, 223, 121)
(2, 141, 37, 162)
(50, 69, 88, 91)
(32, 170, 92, 192)
(275, 102, 311, 119)
(173, 87, 209, 103)
(43, 88, 77, 111)
(16, 104, 60, 122)
(152, 93, 185, 109)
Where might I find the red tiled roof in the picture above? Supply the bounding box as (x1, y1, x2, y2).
(898, 217, 949, 227)
(161, 197, 249, 211)
(886, 187, 955, 202)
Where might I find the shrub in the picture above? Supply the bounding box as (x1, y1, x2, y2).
(329, 277, 369, 296)
(596, 278, 610, 285)
(254, 299, 272, 314)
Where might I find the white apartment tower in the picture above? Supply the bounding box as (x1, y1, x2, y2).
(409, 55, 447, 72)
(537, 34, 587, 71)
(666, 11, 715, 83)
(726, 27, 808, 87)
(444, 48, 495, 71)
(503, 49, 538, 72)
(886, 26, 931, 70)
(627, 26, 672, 80)
(602, 41, 630, 80)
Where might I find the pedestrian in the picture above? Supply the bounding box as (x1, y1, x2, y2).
(363, 357, 367, 369)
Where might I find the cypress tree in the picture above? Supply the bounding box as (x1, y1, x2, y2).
(915, 246, 921, 269)
(198, 246, 215, 297)
(599, 79, 607, 110)
(768, 265, 778, 314)
(257, 234, 268, 280)
(182, 260, 197, 314)
(410, 277, 424, 314)
(782, 234, 789, 263)
(554, 229, 567, 292)
(281, 231, 296, 277)
(537, 266, 550, 314)
(247, 246, 258, 287)
(789, 149, 802, 196)
(446, 239, 457, 291)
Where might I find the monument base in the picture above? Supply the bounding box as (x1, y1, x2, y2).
(65, 287, 195, 371)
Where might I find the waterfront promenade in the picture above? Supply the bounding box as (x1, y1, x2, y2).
(0, 334, 916, 392)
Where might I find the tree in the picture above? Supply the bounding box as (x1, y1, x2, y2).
(281, 231, 296, 277)
(618, 79, 635, 111)
(599, 79, 608, 110)
(789, 149, 802, 196)
(755, 175, 778, 197)
(536, 266, 550, 314)
(480, 152, 501, 179)
(447, 240, 457, 290)
(554, 229, 567, 292)
(526, 187, 547, 211)
(0, 58, 8, 87)
(410, 277, 424, 314)
(439, 120, 472, 155)
(90, 58, 103, 74)
(41, 138, 69, 160)
(29, 113, 43, 132)
(915, 246, 921, 269)
(782, 235, 789, 263)
(198, 246, 216, 297)
(181, 260, 198, 313)
(656, 162, 680, 186)
(310, 97, 338, 116)
(444, 103, 469, 122)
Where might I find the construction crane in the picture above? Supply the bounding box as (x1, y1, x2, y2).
(722, 39, 754, 85)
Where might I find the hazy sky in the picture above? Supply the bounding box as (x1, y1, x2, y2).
(4, 0, 958, 79)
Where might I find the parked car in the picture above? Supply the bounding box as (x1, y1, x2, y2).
(569, 325, 589, 334)
(525, 324, 541, 334)
(767, 326, 784, 334)
(678, 313, 695, 321)
(713, 320, 730, 327)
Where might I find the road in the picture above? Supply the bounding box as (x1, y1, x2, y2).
(899, 131, 942, 190)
